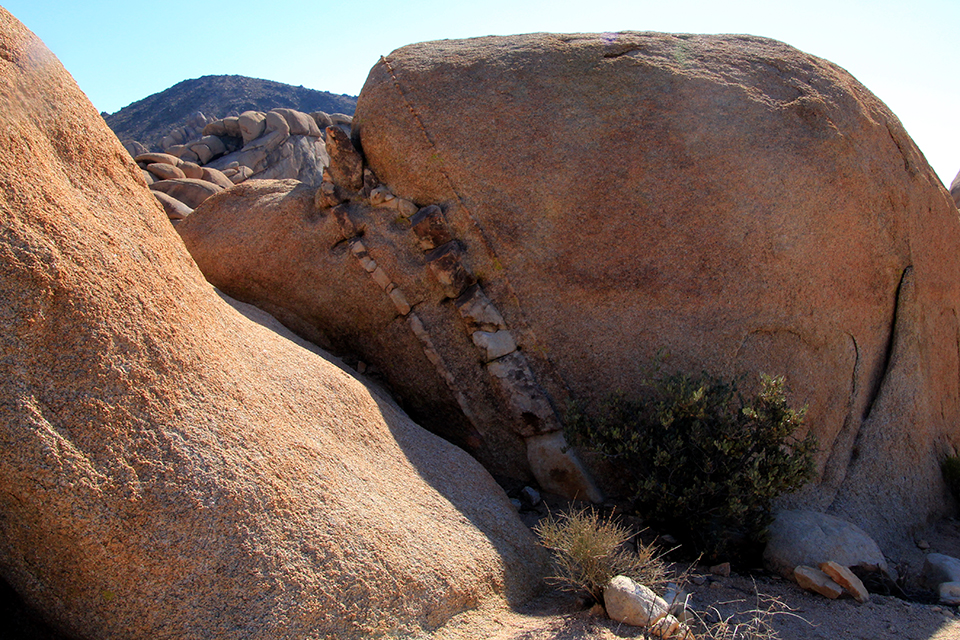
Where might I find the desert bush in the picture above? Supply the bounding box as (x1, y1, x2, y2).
(565, 370, 817, 560)
(533, 506, 667, 603)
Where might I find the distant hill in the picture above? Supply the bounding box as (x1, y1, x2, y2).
(104, 74, 357, 151)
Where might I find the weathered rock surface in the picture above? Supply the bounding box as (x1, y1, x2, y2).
(603, 575, 670, 627)
(149, 177, 223, 209)
(764, 510, 890, 578)
(0, 10, 544, 639)
(951, 169, 960, 207)
(794, 566, 843, 599)
(922, 553, 960, 588)
(820, 560, 869, 602)
(350, 32, 960, 543)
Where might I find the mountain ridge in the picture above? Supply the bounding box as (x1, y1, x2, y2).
(104, 74, 357, 151)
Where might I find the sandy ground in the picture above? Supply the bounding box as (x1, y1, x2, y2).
(437, 499, 960, 640)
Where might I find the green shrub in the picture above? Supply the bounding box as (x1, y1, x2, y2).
(533, 506, 667, 603)
(942, 456, 960, 502)
(565, 370, 817, 560)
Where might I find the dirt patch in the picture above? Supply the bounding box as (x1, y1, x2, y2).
(438, 491, 960, 639)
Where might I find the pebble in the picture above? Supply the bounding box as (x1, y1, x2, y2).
(519, 486, 541, 507)
(917, 539, 931, 550)
(709, 562, 731, 577)
(690, 575, 707, 586)
(510, 498, 522, 511)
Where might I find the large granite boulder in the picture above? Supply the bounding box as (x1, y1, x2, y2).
(347, 33, 960, 545)
(950, 168, 960, 207)
(183, 32, 960, 546)
(0, 9, 544, 640)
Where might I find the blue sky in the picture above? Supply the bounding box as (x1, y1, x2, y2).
(4, 0, 958, 185)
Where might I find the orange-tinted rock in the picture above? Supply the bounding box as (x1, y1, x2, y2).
(0, 9, 544, 640)
(152, 189, 193, 220)
(200, 166, 235, 189)
(145, 161, 185, 181)
(352, 32, 960, 544)
(149, 177, 223, 208)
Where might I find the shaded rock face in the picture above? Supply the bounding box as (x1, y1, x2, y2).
(357, 33, 956, 544)
(0, 9, 544, 640)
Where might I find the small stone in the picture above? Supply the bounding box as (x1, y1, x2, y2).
(709, 562, 731, 577)
(519, 486, 541, 507)
(940, 582, 960, 606)
(411, 205, 454, 251)
(923, 553, 960, 589)
(794, 565, 843, 599)
(660, 534, 679, 546)
(664, 584, 691, 622)
(690, 575, 707, 586)
(316, 181, 344, 208)
(932, 606, 944, 613)
(603, 575, 669, 627)
(370, 266, 392, 290)
(709, 580, 722, 589)
(649, 613, 680, 638)
(331, 204, 361, 238)
(230, 166, 253, 184)
(363, 168, 380, 194)
(426, 242, 475, 299)
(820, 560, 869, 603)
(369, 185, 395, 206)
(471, 329, 517, 361)
(510, 498, 522, 511)
(395, 197, 419, 217)
(918, 540, 931, 550)
(455, 284, 507, 333)
(525, 430, 603, 503)
(388, 288, 411, 315)
(587, 602, 605, 617)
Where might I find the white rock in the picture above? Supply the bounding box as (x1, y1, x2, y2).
(603, 575, 669, 627)
(471, 329, 517, 361)
(923, 553, 960, 588)
(940, 582, 960, 606)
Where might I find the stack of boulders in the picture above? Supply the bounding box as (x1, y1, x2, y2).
(763, 510, 893, 603)
(159, 110, 216, 154)
(135, 152, 234, 221)
(133, 109, 353, 221)
(177, 126, 604, 501)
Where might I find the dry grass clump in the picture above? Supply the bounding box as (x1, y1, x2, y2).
(533, 506, 668, 603)
(689, 590, 805, 640)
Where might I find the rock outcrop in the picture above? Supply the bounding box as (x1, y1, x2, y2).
(951, 168, 960, 207)
(180, 32, 960, 545)
(0, 9, 544, 640)
(347, 33, 960, 545)
(132, 109, 351, 220)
